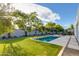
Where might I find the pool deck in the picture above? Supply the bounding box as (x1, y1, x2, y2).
(62, 48, 79, 56)
(49, 35, 79, 50)
(49, 36, 69, 47)
(48, 35, 79, 56)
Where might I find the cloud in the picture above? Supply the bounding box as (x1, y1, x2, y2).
(12, 3, 60, 24)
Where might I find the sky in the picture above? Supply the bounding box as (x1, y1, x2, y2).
(37, 3, 79, 29)
(12, 3, 79, 29)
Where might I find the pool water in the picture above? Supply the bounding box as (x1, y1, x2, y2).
(36, 36, 58, 42)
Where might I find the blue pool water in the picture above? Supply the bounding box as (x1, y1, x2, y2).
(36, 36, 58, 42)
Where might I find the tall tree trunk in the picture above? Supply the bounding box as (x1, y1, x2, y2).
(24, 31, 27, 36)
(8, 33, 11, 38)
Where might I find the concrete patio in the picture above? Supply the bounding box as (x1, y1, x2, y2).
(49, 35, 79, 50)
(49, 36, 70, 47)
(62, 48, 79, 56)
(68, 36, 79, 50)
(49, 35, 79, 56)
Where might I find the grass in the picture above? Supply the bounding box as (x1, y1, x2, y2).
(0, 36, 62, 56)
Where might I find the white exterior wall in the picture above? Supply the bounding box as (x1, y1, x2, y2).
(27, 30, 42, 36)
(75, 21, 79, 42)
(74, 21, 77, 38)
(11, 29, 41, 37)
(10, 29, 25, 37)
(0, 29, 42, 39)
(74, 8, 79, 42)
(0, 33, 8, 39)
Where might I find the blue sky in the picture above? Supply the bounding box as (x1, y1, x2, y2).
(37, 3, 79, 29)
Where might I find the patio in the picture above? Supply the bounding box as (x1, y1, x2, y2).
(49, 35, 79, 56)
(62, 48, 79, 56)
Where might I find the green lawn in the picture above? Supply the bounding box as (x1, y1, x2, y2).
(0, 36, 62, 56)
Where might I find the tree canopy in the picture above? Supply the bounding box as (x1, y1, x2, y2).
(0, 3, 14, 35)
(45, 22, 64, 34)
(0, 3, 65, 36)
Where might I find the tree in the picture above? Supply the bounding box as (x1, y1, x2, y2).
(0, 17, 13, 35)
(12, 10, 28, 36)
(45, 22, 64, 34)
(70, 24, 74, 29)
(70, 24, 74, 34)
(45, 22, 56, 34)
(66, 24, 74, 35)
(0, 3, 14, 37)
(55, 24, 64, 33)
(12, 10, 42, 36)
(45, 22, 56, 29)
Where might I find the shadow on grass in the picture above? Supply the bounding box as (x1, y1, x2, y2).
(0, 37, 27, 44)
(32, 40, 62, 56)
(1, 43, 35, 56)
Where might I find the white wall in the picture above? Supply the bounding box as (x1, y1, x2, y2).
(77, 25, 79, 42)
(10, 29, 25, 37)
(0, 29, 42, 39)
(74, 19, 79, 42)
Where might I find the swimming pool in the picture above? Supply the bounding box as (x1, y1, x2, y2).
(36, 36, 58, 42)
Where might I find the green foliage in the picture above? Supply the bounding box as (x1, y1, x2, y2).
(55, 24, 64, 32)
(45, 22, 56, 29)
(12, 10, 29, 32)
(45, 22, 64, 33)
(68, 24, 74, 30)
(12, 10, 28, 20)
(65, 24, 74, 35)
(0, 17, 13, 35)
(0, 3, 64, 35)
(66, 24, 74, 32)
(0, 3, 14, 35)
(12, 11, 43, 32)
(15, 20, 25, 30)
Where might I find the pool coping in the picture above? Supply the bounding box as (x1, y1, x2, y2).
(33, 35, 60, 41)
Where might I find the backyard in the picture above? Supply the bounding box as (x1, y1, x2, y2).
(0, 36, 62, 56)
(0, 3, 77, 56)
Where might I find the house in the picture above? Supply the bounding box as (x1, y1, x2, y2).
(74, 19, 79, 42)
(74, 8, 79, 42)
